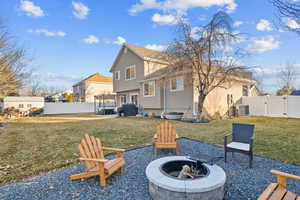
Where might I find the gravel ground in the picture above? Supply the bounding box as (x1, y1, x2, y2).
(0, 138, 299, 200)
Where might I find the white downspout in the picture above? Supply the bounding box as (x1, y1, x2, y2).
(164, 78, 166, 113)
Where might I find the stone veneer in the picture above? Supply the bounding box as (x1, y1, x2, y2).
(146, 156, 226, 200)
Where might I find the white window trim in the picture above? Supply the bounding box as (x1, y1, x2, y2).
(120, 95, 127, 106)
(129, 93, 138, 104)
(125, 65, 136, 81)
(114, 71, 120, 80)
(143, 81, 155, 97)
(170, 77, 184, 92)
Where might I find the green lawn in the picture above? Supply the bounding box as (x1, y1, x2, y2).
(0, 115, 300, 185)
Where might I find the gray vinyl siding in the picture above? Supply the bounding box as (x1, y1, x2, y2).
(139, 80, 161, 109)
(112, 48, 144, 93)
(164, 77, 194, 114)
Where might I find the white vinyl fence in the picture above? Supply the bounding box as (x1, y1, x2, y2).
(242, 95, 300, 118)
(44, 103, 95, 115)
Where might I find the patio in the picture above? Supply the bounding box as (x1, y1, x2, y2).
(0, 138, 299, 200)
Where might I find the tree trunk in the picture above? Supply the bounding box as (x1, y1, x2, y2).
(196, 93, 206, 122)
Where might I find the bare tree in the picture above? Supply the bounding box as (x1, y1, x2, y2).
(28, 79, 42, 96)
(0, 23, 29, 99)
(276, 62, 297, 95)
(166, 11, 247, 121)
(271, 0, 300, 34)
(252, 66, 266, 94)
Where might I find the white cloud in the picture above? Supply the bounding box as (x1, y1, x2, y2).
(283, 18, 300, 30)
(20, 0, 44, 17)
(256, 19, 273, 31)
(113, 36, 126, 45)
(72, 1, 89, 19)
(32, 72, 83, 82)
(252, 67, 279, 75)
(83, 35, 99, 44)
(145, 44, 167, 51)
(129, 0, 237, 15)
(28, 29, 66, 37)
(293, 64, 300, 67)
(190, 26, 204, 40)
(152, 13, 178, 25)
(247, 36, 280, 53)
(233, 21, 243, 27)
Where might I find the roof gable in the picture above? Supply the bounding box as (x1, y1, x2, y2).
(84, 73, 112, 83)
(73, 73, 112, 86)
(109, 43, 169, 72)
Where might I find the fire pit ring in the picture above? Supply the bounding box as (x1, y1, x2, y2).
(146, 156, 226, 200)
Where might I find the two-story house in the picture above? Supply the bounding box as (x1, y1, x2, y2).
(73, 73, 113, 102)
(110, 44, 259, 117)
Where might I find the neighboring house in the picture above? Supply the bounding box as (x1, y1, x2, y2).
(73, 73, 113, 102)
(3, 96, 44, 112)
(110, 44, 259, 117)
(47, 90, 73, 102)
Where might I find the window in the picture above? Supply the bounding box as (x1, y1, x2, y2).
(114, 71, 120, 80)
(120, 95, 127, 105)
(242, 85, 249, 96)
(125, 65, 136, 80)
(130, 94, 138, 105)
(227, 94, 233, 105)
(170, 77, 184, 91)
(27, 104, 32, 108)
(143, 81, 155, 97)
(19, 104, 24, 108)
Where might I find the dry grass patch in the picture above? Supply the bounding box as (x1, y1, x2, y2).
(0, 115, 299, 185)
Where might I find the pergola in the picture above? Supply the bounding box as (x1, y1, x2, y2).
(93, 94, 117, 113)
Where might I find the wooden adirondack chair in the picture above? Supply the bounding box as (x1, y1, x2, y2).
(70, 134, 125, 187)
(153, 121, 180, 155)
(258, 170, 300, 200)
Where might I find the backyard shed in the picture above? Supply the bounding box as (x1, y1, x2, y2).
(3, 96, 45, 112)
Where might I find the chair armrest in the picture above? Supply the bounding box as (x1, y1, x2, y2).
(224, 133, 232, 138)
(224, 133, 232, 146)
(102, 147, 125, 152)
(176, 134, 179, 139)
(79, 158, 107, 163)
(271, 170, 300, 181)
(154, 134, 157, 139)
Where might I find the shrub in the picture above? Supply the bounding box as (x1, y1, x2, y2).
(29, 107, 43, 116)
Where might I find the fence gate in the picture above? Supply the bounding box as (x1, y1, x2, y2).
(242, 95, 300, 118)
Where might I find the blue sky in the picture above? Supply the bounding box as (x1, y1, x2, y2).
(1, 0, 300, 93)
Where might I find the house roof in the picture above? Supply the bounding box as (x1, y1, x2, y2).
(126, 44, 169, 61)
(109, 43, 170, 72)
(111, 43, 254, 83)
(73, 73, 112, 86)
(4, 96, 44, 102)
(142, 61, 253, 83)
(83, 73, 112, 83)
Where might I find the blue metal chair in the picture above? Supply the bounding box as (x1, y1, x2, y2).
(224, 123, 255, 168)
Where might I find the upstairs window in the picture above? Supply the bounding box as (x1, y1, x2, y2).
(125, 65, 136, 80)
(242, 85, 249, 96)
(19, 104, 24, 108)
(170, 77, 184, 91)
(27, 104, 32, 108)
(143, 81, 155, 97)
(114, 71, 120, 80)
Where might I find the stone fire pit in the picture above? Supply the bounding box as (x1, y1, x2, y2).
(146, 156, 226, 200)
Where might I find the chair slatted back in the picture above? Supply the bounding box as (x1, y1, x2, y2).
(232, 123, 255, 144)
(156, 121, 176, 144)
(78, 134, 104, 170)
